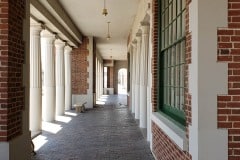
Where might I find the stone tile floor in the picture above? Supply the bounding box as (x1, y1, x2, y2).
(32, 94, 154, 160)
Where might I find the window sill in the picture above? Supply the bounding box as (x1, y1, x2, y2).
(151, 112, 188, 151)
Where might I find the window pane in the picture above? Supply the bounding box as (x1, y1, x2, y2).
(165, 8, 169, 28)
(177, 16, 181, 39)
(161, 0, 165, 11)
(175, 87, 179, 109)
(177, 0, 181, 15)
(173, 0, 176, 20)
(169, 25, 172, 44)
(162, 13, 165, 30)
(159, 0, 186, 125)
(165, 0, 169, 9)
(180, 88, 184, 110)
(173, 21, 176, 42)
(182, 0, 186, 10)
(181, 41, 185, 63)
(165, 28, 168, 48)
(162, 31, 165, 48)
(175, 65, 179, 86)
(182, 10, 186, 36)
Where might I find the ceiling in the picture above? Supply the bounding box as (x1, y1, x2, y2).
(58, 0, 140, 60)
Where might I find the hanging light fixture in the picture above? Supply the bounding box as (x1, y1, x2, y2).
(107, 22, 111, 40)
(102, 0, 108, 16)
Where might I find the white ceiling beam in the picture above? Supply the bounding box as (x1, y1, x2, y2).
(30, 0, 80, 47)
(46, 0, 82, 43)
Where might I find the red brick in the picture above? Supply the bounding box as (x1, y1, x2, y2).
(218, 109, 231, 114)
(229, 23, 240, 28)
(231, 49, 240, 54)
(234, 43, 240, 48)
(229, 116, 240, 121)
(232, 17, 240, 23)
(229, 63, 240, 69)
(218, 56, 232, 61)
(72, 37, 90, 94)
(218, 115, 227, 121)
(152, 122, 191, 160)
(232, 96, 240, 101)
(229, 89, 240, 95)
(229, 10, 240, 16)
(218, 122, 232, 128)
(0, 0, 25, 142)
(232, 109, 240, 114)
(218, 29, 234, 35)
(229, 142, 240, 148)
(218, 96, 231, 101)
(233, 136, 240, 141)
(229, 76, 240, 82)
(233, 122, 240, 128)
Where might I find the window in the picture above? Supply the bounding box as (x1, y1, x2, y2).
(159, 0, 186, 126)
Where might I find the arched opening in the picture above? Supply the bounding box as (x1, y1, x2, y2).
(118, 68, 127, 95)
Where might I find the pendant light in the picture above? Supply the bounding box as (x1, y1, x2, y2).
(102, 0, 108, 16)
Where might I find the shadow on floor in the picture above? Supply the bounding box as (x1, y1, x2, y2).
(32, 95, 154, 160)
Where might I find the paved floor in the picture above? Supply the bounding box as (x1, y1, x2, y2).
(32, 94, 154, 160)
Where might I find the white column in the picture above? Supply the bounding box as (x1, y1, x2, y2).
(55, 39, 65, 116)
(30, 23, 42, 132)
(131, 43, 137, 114)
(147, 20, 153, 142)
(96, 59, 99, 99)
(139, 24, 150, 128)
(64, 46, 72, 110)
(135, 34, 141, 119)
(98, 60, 100, 98)
(95, 59, 97, 98)
(41, 30, 56, 122)
(100, 62, 102, 97)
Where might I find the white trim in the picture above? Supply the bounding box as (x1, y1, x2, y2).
(151, 112, 187, 150)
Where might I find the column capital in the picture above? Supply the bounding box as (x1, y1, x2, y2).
(131, 40, 137, 47)
(135, 33, 142, 43)
(64, 45, 72, 53)
(41, 29, 55, 40)
(140, 22, 150, 35)
(55, 39, 65, 50)
(30, 23, 42, 36)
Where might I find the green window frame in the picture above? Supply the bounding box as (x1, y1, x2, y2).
(158, 0, 186, 126)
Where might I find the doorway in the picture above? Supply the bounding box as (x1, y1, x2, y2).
(118, 68, 127, 95)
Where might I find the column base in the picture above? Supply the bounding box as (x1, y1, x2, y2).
(43, 86, 55, 122)
(135, 84, 140, 119)
(139, 85, 147, 128)
(30, 88, 42, 132)
(56, 86, 65, 116)
(65, 87, 71, 110)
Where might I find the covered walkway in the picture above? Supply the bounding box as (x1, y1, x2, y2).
(32, 95, 154, 160)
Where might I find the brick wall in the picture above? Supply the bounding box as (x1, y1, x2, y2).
(185, 0, 192, 141)
(152, 122, 191, 160)
(151, 0, 192, 159)
(151, 0, 158, 112)
(71, 37, 89, 94)
(217, 1, 240, 159)
(0, 0, 25, 141)
(107, 67, 114, 88)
